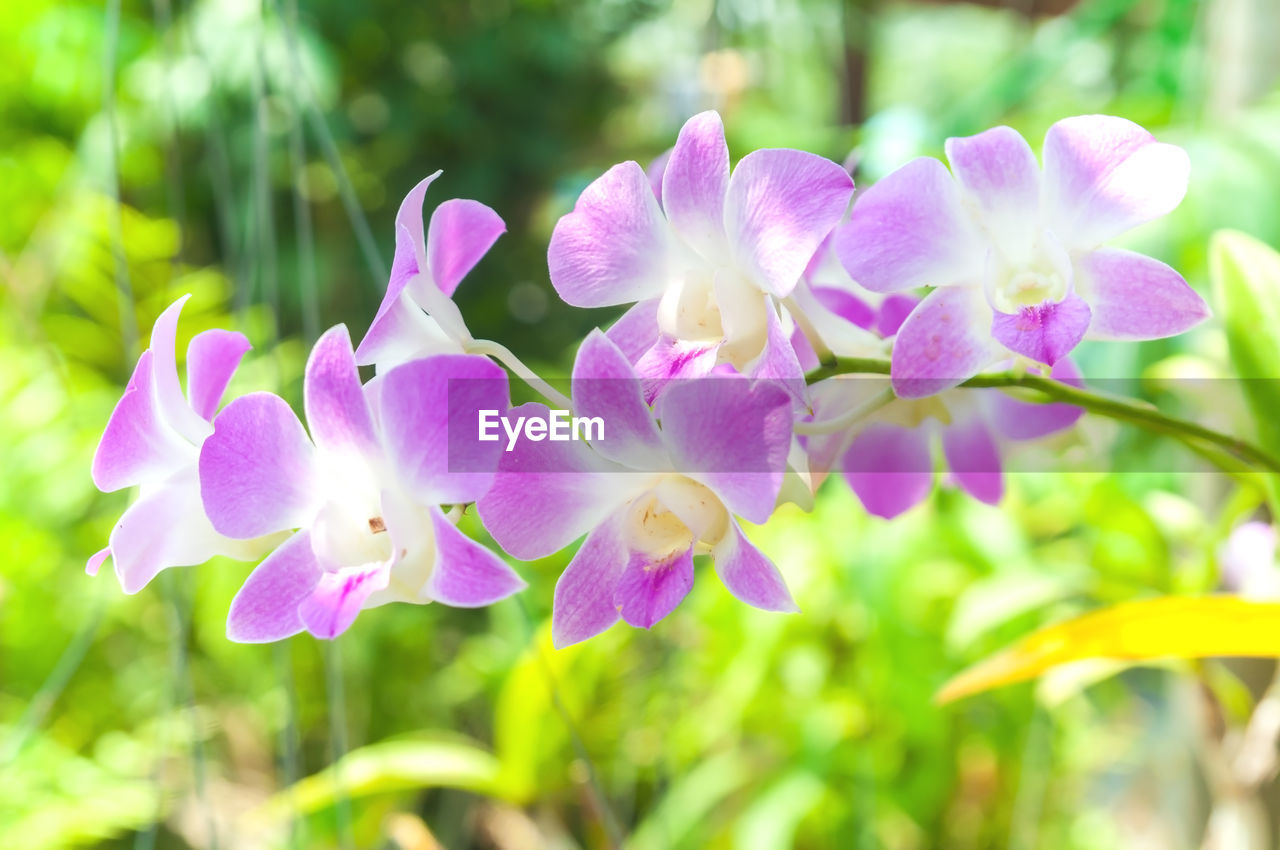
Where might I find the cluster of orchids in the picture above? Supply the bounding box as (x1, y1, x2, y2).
(88, 112, 1209, 647)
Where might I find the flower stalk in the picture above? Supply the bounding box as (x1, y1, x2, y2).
(809, 357, 1280, 474)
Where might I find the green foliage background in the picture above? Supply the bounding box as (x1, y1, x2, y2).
(4, 0, 1280, 847)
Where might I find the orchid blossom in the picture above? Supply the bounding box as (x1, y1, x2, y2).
(354, 172, 506, 372)
(477, 330, 796, 647)
(807, 360, 1084, 518)
(87, 295, 274, 593)
(199, 326, 523, 641)
(549, 111, 854, 398)
(836, 115, 1210, 397)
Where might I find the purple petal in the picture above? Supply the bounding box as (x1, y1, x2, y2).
(85, 547, 110, 577)
(1220, 522, 1279, 595)
(890, 285, 998, 398)
(842, 423, 934, 519)
(355, 292, 455, 369)
(304, 325, 379, 456)
(200, 392, 318, 538)
(298, 563, 389, 639)
(149, 295, 211, 443)
(614, 545, 695, 629)
(378, 354, 509, 505)
(991, 293, 1091, 366)
(989, 358, 1085, 440)
(226, 530, 322, 643)
(812, 285, 877, 331)
(427, 198, 505, 297)
(646, 149, 671, 201)
(356, 174, 441, 364)
(476, 403, 642, 560)
(1080, 248, 1210, 340)
(548, 161, 672, 308)
(746, 298, 806, 401)
(92, 350, 192, 492)
(107, 467, 235, 593)
(724, 149, 854, 297)
(186, 329, 251, 421)
(940, 415, 1003, 505)
(551, 516, 628, 647)
(834, 157, 985, 293)
(944, 126, 1040, 262)
(657, 378, 792, 523)
(606, 299, 662, 364)
(662, 111, 730, 257)
(712, 519, 797, 612)
(877, 294, 918, 338)
(635, 337, 721, 404)
(572, 330, 665, 468)
(1042, 115, 1189, 249)
(426, 508, 525, 606)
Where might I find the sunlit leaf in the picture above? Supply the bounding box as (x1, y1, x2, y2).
(252, 737, 507, 825)
(938, 596, 1280, 703)
(1210, 229, 1280, 504)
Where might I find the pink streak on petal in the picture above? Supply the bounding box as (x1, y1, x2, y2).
(299, 563, 389, 639)
(186, 329, 251, 421)
(835, 157, 985, 294)
(940, 416, 1003, 505)
(661, 110, 730, 257)
(92, 350, 192, 492)
(1080, 248, 1210, 340)
(890, 285, 998, 398)
(635, 336, 721, 405)
(199, 392, 318, 539)
(548, 161, 672, 308)
(427, 198, 505, 297)
(842, 423, 933, 519)
(614, 545, 695, 629)
(725, 149, 854, 297)
(1042, 115, 1189, 249)
(551, 515, 628, 648)
(227, 531, 322, 643)
(713, 519, 797, 612)
(991, 293, 1091, 366)
(426, 508, 525, 607)
(304, 325, 379, 456)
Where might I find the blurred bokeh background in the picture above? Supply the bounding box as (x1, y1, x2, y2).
(6, 0, 1280, 847)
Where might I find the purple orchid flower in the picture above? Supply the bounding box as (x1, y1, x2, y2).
(199, 325, 523, 642)
(88, 295, 274, 592)
(476, 330, 797, 647)
(548, 111, 854, 398)
(835, 115, 1210, 398)
(354, 172, 506, 371)
(806, 360, 1084, 518)
(1219, 522, 1280, 599)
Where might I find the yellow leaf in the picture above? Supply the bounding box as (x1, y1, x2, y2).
(937, 596, 1280, 704)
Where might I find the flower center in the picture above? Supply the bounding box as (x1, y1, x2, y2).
(992, 267, 1066, 313)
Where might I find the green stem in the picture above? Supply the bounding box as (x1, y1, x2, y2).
(807, 357, 1280, 474)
